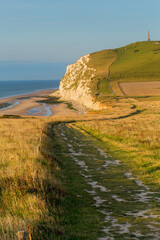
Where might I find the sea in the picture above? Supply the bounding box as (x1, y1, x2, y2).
(0, 80, 60, 99)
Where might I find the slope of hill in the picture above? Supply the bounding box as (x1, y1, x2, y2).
(110, 41, 160, 82)
(58, 41, 160, 109)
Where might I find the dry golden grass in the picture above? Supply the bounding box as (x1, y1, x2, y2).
(88, 49, 116, 76)
(0, 117, 63, 239)
(109, 81, 124, 96)
(0, 97, 159, 238)
(76, 99, 160, 186)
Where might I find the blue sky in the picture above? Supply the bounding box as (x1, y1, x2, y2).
(0, 0, 159, 80)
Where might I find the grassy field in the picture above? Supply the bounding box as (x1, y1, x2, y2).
(0, 117, 66, 239)
(52, 96, 160, 239)
(110, 41, 160, 82)
(0, 95, 160, 239)
(76, 99, 160, 188)
(87, 41, 160, 97)
(88, 49, 116, 96)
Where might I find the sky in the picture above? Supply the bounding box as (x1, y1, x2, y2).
(0, 0, 160, 80)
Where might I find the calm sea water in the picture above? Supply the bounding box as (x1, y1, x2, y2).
(0, 80, 60, 99)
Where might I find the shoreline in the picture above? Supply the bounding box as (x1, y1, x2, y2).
(0, 89, 80, 117)
(0, 89, 56, 104)
(0, 88, 58, 101)
(0, 89, 56, 116)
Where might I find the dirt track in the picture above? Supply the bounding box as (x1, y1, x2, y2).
(119, 81, 160, 96)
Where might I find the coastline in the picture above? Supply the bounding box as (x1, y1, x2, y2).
(0, 89, 56, 116)
(0, 89, 55, 103)
(0, 89, 80, 117)
(0, 88, 59, 100)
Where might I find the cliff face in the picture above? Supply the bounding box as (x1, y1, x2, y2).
(59, 54, 107, 110)
(58, 41, 160, 108)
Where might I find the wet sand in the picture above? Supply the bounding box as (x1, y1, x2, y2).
(0, 89, 80, 117)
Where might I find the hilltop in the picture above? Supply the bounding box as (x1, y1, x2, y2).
(57, 41, 160, 109)
(110, 41, 160, 82)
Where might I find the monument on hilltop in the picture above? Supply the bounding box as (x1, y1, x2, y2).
(148, 30, 151, 41)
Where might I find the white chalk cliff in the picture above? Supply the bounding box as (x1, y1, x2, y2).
(59, 54, 107, 110)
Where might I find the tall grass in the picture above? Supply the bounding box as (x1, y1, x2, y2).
(75, 99, 160, 187)
(0, 117, 64, 239)
(0, 97, 159, 238)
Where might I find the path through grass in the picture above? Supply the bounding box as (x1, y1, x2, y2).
(54, 122, 160, 239)
(0, 112, 160, 239)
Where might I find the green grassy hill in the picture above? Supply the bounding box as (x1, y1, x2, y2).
(88, 49, 116, 96)
(110, 41, 160, 82)
(88, 41, 160, 97)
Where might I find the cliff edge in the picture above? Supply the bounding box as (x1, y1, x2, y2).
(59, 54, 108, 110)
(56, 49, 116, 110)
(53, 41, 160, 110)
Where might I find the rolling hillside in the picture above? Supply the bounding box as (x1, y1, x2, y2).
(88, 41, 160, 96)
(110, 41, 160, 82)
(59, 41, 160, 109)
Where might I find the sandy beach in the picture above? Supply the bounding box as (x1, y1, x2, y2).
(0, 89, 79, 117)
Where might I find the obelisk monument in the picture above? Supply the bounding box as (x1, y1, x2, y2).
(148, 30, 151, 41)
